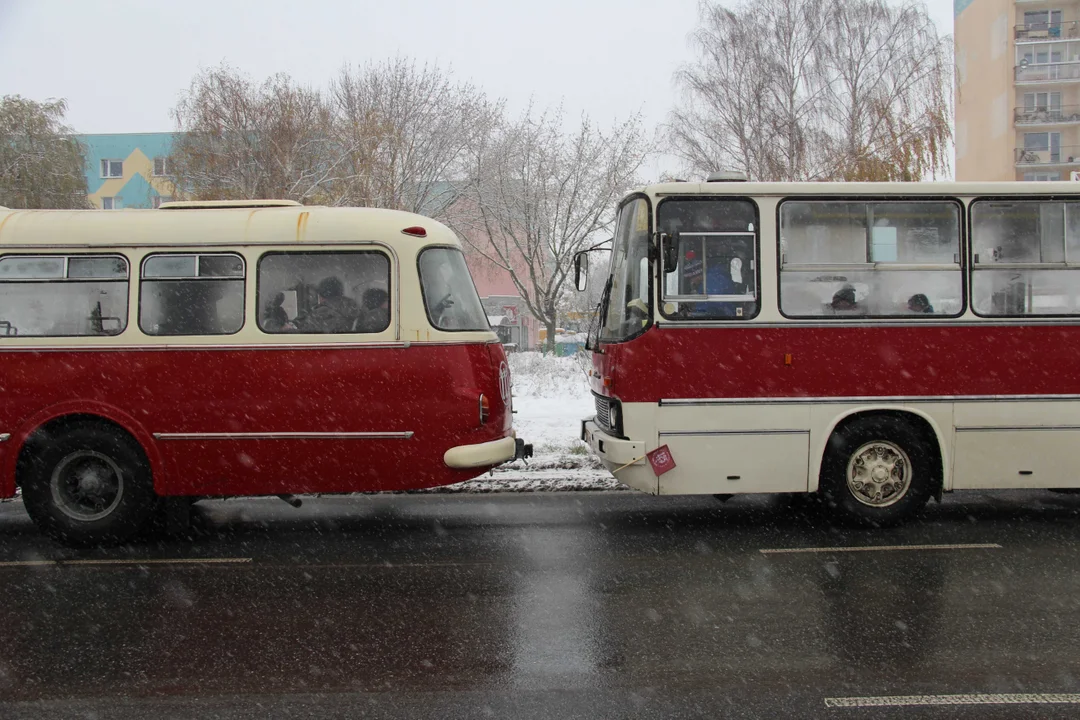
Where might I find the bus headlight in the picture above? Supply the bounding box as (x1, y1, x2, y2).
(608, 402, 620, 435)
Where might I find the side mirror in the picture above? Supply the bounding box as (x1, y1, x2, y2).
(662, 232, 680, 273)
(574, 251, 589, 291)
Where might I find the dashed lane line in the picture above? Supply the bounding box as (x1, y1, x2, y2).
(0, 558, 252, 568)
(825, 693, 1080, 708)
(761, 543, 1002, 555)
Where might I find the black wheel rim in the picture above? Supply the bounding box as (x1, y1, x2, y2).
(49, 450, 124, 521)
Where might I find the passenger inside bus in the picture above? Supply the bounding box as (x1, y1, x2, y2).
(149, 282, 229, 335)
(357, 287, 390, 332)
(907, 293, 934, 314)
(294, 276, 361, 333)
(263, 292, 293, 332)
(827, 284, 865, 315)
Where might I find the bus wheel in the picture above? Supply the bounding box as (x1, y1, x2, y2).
(820, 416, 934, 527)
(20, 423, 158, 547)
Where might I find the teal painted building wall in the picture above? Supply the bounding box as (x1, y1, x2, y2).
(77, 132, 178, 209)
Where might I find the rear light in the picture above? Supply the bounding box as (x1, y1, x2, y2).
(402, 226, 427, 237)
(479, 393, 490, 425)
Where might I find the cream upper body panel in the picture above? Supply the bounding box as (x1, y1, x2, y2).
(634, 180, 1080, 199)
(0, 205, 498, 347)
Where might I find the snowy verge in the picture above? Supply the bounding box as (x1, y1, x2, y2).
(398, 468, 627, 494)
(507, 351, 598, 470)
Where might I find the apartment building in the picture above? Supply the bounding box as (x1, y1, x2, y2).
(956, 0, 1080, 181)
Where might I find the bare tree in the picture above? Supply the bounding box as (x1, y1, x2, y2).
(0, 96, 89, 209)
(169, 61, 501, 213)
(168, 66, 339, 203)
(453, 106, 650, 351)
(668, 0, 951, 181)
(822, 0, 953, 180)
(328, 58, 502, 216)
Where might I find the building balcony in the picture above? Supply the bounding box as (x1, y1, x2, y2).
(1015, 105, 1080, 125)
(1015, 146, 1080, 165)
(1016, 21, 1080, 42)
(1015, 62, 1080, 83)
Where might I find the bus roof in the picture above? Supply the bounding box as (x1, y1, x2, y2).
(0, 204, 460, 248)
(630, 180, 1080, 201)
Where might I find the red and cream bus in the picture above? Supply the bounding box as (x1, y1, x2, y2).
(0, 200, 526, 545)
(578, 178, 1080, 525)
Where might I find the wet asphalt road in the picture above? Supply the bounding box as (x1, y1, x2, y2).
(2, 490, 1080, 719)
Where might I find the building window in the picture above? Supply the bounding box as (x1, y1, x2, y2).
(1023, 172, 1062, 181)
(101, 197, 119, 210)
(1024, 10, 1063, 31)
(151, 196, 173, 209)
(1023, 131, 1064, 163)
(153, 157, 169, 177)
(1024, 92, 1061, 112)
(0, 255, 129, 337)
(139, 253, 245, 336)
(99, 159, 123, 178)
(1020, 46, 1064, 65)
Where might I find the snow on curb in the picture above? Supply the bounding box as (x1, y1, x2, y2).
(401, 469, 628, 494)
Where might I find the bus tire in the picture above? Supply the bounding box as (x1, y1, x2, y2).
(820, 416, 934, 527)
(20, 423, 158, 547)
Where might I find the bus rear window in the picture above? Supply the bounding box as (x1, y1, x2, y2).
(418, 248, 489, 331)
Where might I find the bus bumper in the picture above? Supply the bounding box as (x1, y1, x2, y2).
(581, 419, 646, 468)
(444, 435, 518, 469)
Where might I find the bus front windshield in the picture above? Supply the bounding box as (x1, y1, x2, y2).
(600, 197, 651, 342)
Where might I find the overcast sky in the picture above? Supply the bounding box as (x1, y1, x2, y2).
(0, 0, 954, 178)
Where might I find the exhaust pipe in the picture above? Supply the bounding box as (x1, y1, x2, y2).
(277, 494, 303, 508)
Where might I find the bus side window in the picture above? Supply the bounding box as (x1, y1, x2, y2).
(256, 251, 390, 334)
(778, 200, 962, 318)
(139, 253, 245, 336)
(0, 255, 129, 337)
(972, 200, 1080, 316)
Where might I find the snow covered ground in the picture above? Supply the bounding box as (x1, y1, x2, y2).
(437, 350, 627, 493)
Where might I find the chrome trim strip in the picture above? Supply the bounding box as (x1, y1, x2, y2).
(152, 431, 414, 441)
(0, 240, 425, 249)
(661, 394, 1080, 406)
(955, 425, 1080, 432)
(653, 320, 1080, 329)
(0, 340, 493, 352)
(0, 433, 9, 443)
(659, 429, 809, 437)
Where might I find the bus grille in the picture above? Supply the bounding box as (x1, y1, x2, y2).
(595, 395, 611, 429)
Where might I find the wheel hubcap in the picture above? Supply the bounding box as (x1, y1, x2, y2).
(845, 441, 912, 508)
(50, 451, 124, 521)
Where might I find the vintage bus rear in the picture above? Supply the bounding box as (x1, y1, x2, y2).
(0, 201, 524, 545)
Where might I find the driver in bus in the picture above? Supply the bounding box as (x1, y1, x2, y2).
(685, 248, 743, 319)
(294, 276, 360, 333)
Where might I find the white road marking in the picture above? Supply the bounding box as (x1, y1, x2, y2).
(761, 543, 1002, 555)
(0, 558, 251, 568)
(825, 693, 1080, 708)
